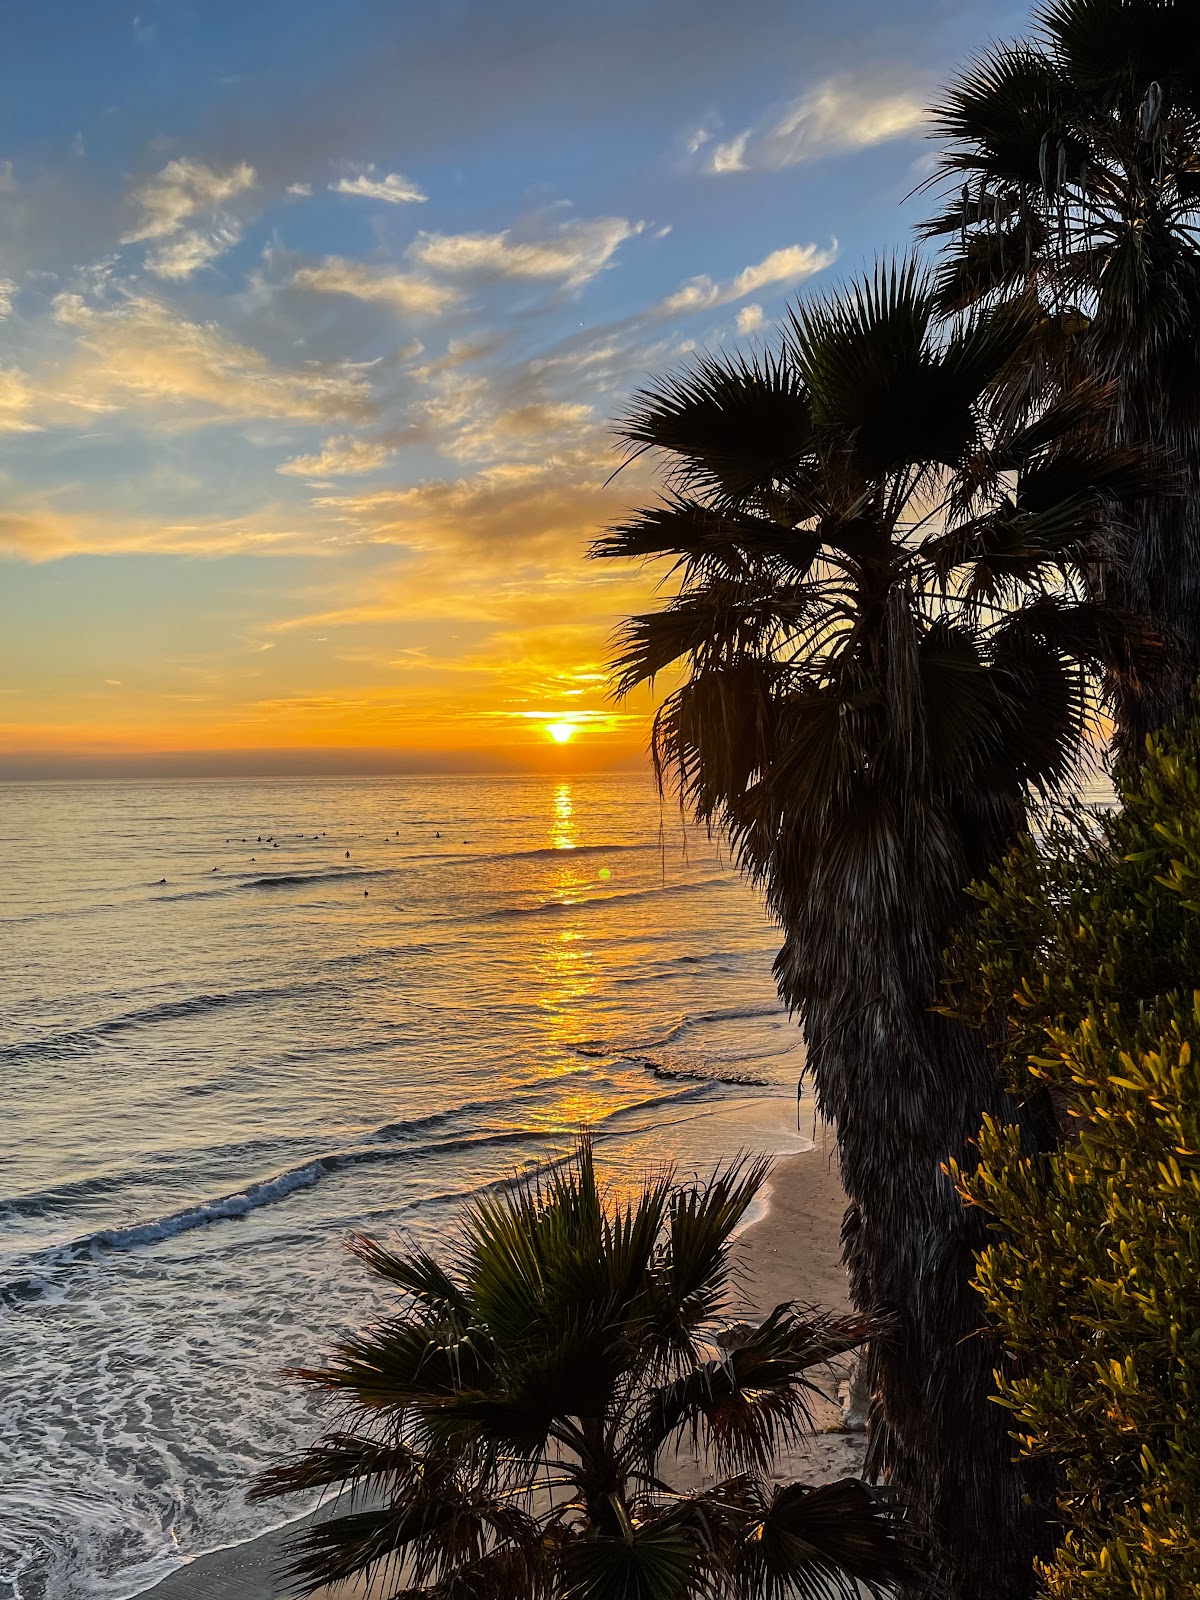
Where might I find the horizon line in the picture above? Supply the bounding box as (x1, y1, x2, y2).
(0, 745, 653, 782)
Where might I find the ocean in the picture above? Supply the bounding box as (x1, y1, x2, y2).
(0, 773, 813, 1600)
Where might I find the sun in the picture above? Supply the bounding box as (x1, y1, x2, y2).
(547, 721, 576, 744)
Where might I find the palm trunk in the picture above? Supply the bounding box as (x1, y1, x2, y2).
(1105, 486, 1200, 758)
(775, 843, 1057, 1600)
(816, 1000, 1054, 1598)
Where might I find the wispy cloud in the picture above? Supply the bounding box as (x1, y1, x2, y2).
(408, 216, 642, 289)
(0, 278, 17, 319)
(291, 257, 457, 315)
(0, 499, 317, 561)
(51, 293, 373, 423)
(0, 366, 40, 433)
(705, 74, 927, 173)
(146, 220, 243, 280)
(119, 157, 257, 280)
(308, 458, 628, 572)
(659, 240, 836, 315)
(330, 164, 427, 204)
(277, 435, 394, 479)
(122, 157, 256, 241)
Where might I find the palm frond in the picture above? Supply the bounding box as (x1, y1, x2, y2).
(562, 1519, 698, 1600)
(646, 1157, 772, 1360)
(643, 1307, 875, 1472)
(347, 1236, 471, 1318)
(733, 1478, 918, 1600)
(618, 351, 812, 511)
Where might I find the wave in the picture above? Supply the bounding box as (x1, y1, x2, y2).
(0, 984, 325, 1066)
(239, 867, 386, 891)
(1, 1087, 715, 1293)
(482, 876, 732, 921)
(0, 1097, 532, 1223)
(572, 1003, 786, 1060)
(461, 842, 646, 867)
(641, 1060, 771, 1087)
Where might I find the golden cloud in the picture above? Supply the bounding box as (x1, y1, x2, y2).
(658, 240, 837, 315)
(122, 157, 257, 242)
(291, 257, 458, 315)
(51, 293, 373, 423)
(0, 499, 322, 561)
(408, 216, 642, 288)
(707, 74, 927, 173)
(277, 434, 395, 479)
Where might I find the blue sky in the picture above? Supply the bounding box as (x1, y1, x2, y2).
(0, 0, 1034, 773)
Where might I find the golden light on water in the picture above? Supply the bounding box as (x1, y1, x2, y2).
(547, 721, 576, 744)
(551, 783, 575, 850)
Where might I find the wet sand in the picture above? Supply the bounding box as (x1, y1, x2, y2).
(143, 1137, 861, 1600)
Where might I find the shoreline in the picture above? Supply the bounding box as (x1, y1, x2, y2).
(139, 1137, 858, 1600)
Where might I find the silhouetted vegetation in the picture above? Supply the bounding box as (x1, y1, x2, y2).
(255, 1141, 917, 1599)
(923, 0, 1200, 751)
(594, 259, 1156, 1597)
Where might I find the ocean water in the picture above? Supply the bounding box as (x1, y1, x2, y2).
(0, 774, 813, 1600)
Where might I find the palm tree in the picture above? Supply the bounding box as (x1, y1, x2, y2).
(920, 0, 1200, 750)
(254, 1139, 915, 1599)
(592, 261, 1157, 1599)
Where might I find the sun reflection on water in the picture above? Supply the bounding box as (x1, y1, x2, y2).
(550, 782, 575, 850)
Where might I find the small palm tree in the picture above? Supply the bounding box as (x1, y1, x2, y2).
(254, 1140, 913, 1599)
(593, 260, 1156, 1599)
(921, 0, 1200, 748)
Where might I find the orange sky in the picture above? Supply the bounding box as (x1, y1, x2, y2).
(0, 0, 980, 776)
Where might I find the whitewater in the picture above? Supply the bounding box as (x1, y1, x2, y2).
(0, 772, 812, 1600)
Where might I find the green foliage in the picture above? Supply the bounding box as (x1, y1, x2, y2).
(255, 1139, 916, 1600)
(947, 717, 1200, 1596)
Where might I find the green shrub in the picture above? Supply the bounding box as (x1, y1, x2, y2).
(947, 721, 1200, 1597)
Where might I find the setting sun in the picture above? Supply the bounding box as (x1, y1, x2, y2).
(547, 721, 576, 744)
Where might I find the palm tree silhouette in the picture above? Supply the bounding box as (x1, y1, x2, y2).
(255, 1139, 914, 1599)
(921, 0, 1200, 750)
(593, 260, 1157, 1598)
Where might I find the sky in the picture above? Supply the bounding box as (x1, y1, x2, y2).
(0, 0, 1033, 777)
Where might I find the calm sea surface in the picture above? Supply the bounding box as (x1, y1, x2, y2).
(1, 774, 813, 1600)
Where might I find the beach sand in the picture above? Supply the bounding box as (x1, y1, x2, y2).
(143, 1138, 861, 1600)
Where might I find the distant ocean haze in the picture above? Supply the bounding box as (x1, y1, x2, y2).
(0, 773, 811, 1600)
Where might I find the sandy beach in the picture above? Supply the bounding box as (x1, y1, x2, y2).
(142, 1138, 860, 1600)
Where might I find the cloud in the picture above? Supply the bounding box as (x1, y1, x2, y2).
(307, 459, 627, 571)
(330, 165, 427, 204)
(51, 293, 373, 423)
(0, 367, 40, 433)
(277, 435, 394, 479)
(0, 278, 17, 318)
(408, 216, 642, 288)
(291, 257, 457, 315)
(735, 303, 765, 334)
(285, 182, 312, 197)
(146, 220, 243, 280)
(122, 157, 256, 242)
(445, 401, 596, 464)
(0, 499, 317, 561)
(659, 240, 836, 315)
(707, 74, 927, 173)
(730, 243, 837, 296)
